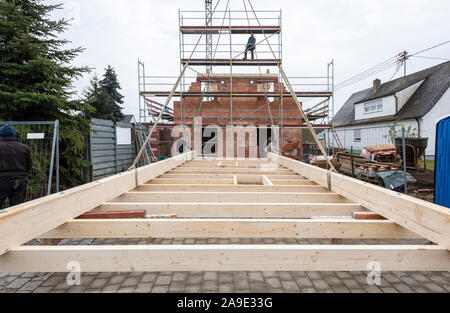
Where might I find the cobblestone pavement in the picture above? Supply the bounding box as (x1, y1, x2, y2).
(0, 238, 449, 293)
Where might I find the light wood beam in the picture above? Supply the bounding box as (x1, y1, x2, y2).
(270, 153, 450, 248)
(135, 184, 328, 193)
(148, 178, 235, 185)
(41, 219, 420, 239)
(1, 245, 448, 272)
(0, 152, 192, 256)
(168, 169, 297, 175)
(113, 191, 349, 204)
(159, 174, 307, 180)
(96, 203, 367, 218)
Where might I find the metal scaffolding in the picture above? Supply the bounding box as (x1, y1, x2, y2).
(137, 3, 335, 143)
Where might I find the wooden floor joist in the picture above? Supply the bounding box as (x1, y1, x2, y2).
(40, 219, 420, 239)
(1, 245, 448, 273)
(269, 153, 450, 249)
(95, 203, 366, 218)
(1, 153, 449, 273)
(113, 191, 348, 203)
(136, 184, 328, 192)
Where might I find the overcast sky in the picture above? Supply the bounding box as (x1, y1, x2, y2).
(48, 0, 450, 121)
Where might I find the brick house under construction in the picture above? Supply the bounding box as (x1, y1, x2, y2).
(139, 9, 333, 160)
(173, 72, 304, 158)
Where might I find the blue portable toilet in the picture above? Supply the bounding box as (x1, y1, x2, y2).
(435, 116, 450, 208)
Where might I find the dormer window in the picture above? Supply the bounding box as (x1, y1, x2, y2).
(364, 99, 383, 114)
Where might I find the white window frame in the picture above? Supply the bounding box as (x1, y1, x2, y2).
(354, 129, 361, 142)
(364, 99, 383, 114)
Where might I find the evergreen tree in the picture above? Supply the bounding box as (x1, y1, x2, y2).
(83, 75, 113, 120)
(84, 66, 125, 121)
(99, 65, 125, 121)
(0, 0, 92, 187)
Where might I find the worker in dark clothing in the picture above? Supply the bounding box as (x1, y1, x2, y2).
(244, 33, 256, 60)
(0, 125, 32, 208)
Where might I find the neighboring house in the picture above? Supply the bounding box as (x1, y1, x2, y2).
(331, 61, 450, 158)
(121, 114, 137, 125)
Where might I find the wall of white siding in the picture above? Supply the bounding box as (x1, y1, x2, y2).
(332, 120, 418, 153)
(420, 87, 450, 156)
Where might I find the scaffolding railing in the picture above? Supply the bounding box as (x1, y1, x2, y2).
(179, 9, 282, 62)
(138, 5, 334, 133)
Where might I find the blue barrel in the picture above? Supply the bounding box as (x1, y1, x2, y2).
(435, 116, 450, 208)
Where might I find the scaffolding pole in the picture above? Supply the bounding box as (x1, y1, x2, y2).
(130, 63, 189, 170)
(279, 66, 336, 171)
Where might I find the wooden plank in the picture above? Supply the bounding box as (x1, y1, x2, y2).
(76, 210, 146, 219)
(113, 191, 349, 204)
(0, 152, 191, 257)
(1, 245, 448, 272)
(41, 219, 420, 239)
(136, 152, 193, 185)
(269, 153, 328, 187)
(269, 179, 317, 186)
(353, 212, 387, 220)
(0, 171, 135, 257)
(173, 165, 291, 170)
(135, 184, 328, 193)
(269, 153, 450, 248)
(96, 203, 366, 218)
(168, 169, 297, 175)
(148, 178, 234, 185)
(331, 173, 450, 248)
(159, 174, 307, 180)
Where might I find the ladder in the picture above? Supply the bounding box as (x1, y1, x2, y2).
(331, 126, 344, 151)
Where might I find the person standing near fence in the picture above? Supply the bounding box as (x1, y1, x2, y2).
(0, 125, 32, 208)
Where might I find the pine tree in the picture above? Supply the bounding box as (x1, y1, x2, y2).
(85, 66, 125, 121)
(84, 75, 113, 120)
(0, 0, 93, 187)
(99, 65, 125, 121)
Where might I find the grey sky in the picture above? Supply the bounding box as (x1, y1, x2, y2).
(48, 0, 450, 121)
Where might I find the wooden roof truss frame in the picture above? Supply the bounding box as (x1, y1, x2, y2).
(0, 152, 448, 273)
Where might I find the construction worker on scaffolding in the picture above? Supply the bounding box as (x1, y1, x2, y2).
(244, 33, 256, 60)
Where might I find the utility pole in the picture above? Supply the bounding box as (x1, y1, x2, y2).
(399, 51, 408, 77)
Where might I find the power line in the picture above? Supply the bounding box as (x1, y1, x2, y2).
(411, 55, 450, 62)
(335, 41, 450, 92)
(335, 60, 398, 90)
(335, 56, 397, 87)
(410, 40, 450, 57)
(389, 64, 402, 81)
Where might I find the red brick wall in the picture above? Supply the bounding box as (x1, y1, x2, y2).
(173, 76, 303, 127)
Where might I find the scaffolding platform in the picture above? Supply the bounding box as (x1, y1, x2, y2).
(180, 25, 281, 34)
(140, 91, 332, 98)
(181, 58, 282, 66)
